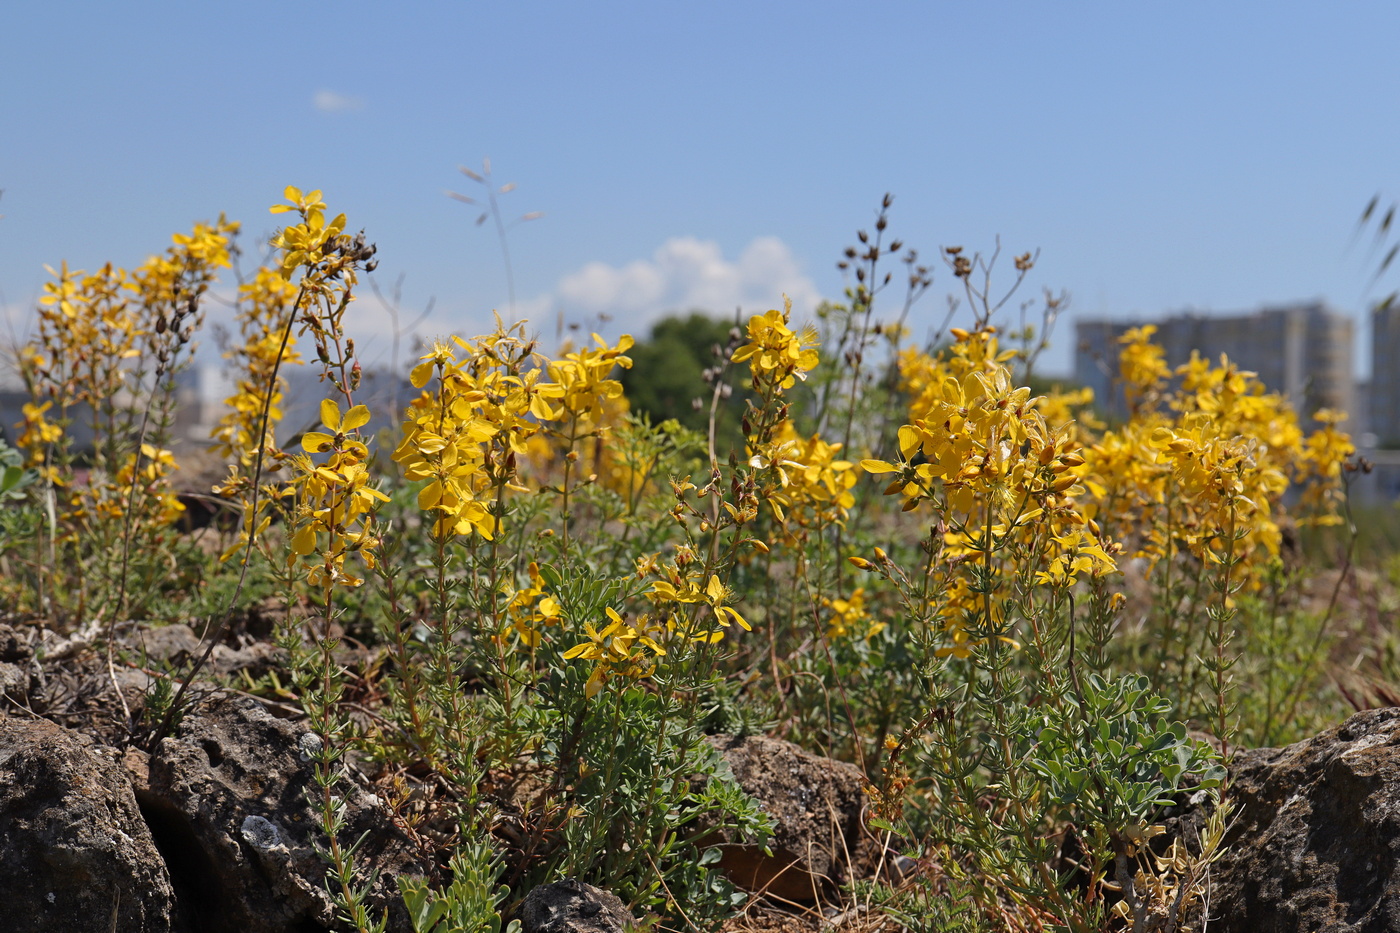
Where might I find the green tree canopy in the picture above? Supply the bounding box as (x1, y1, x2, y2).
(620, 312, 749, 447)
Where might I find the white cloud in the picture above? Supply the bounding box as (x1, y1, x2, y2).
(313, 90, 364, 113)
(542, 236, 822, 331)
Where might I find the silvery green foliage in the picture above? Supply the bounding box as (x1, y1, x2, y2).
(400, 840, 519, 933)
(1028, 672, 1225, 833)
(0, 437, 34, 503)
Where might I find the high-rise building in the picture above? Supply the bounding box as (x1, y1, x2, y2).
(1371, 303, 1400, 447)
(1074, 301, 1355, 425)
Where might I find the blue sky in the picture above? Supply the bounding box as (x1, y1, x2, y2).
(4, 1, 1400, 376)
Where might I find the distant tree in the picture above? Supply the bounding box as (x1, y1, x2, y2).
(620, 312, 748, 447)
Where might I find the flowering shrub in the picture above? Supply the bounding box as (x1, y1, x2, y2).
(1, 195, 1363, 933)
(10, 218, 236, 620)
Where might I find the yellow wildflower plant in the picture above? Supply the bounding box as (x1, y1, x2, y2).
(394, 332, 555, 540)
(210, 266, 302, 469)
(269, 187, 344, 280)
(562, 607, 667, 698)
(287, 399, 388, 589)
(1298, 408, 1355, 522)
(545, 332, 635, 424)
(642, 558, 753, 646)
(727, 300, 854, 574)
(1118, 324, 1172, 414)
(750, 420, 857, 533)
(1076, 341, 1351, 587)
(267, 189, 385, 591)
(897, 325, 1019, 417)
(24, 221, 234, 524)
(651, 573, 750, 633)
(267, 186, 377, 405)
(5, 215, 240, 620)
(865, 327, 1091, 524)
(862, 325, 1117, 659)
(130, 217, 236, 313)
(1033, 529, 1119, 587)
(511, 332, 638, 508)
(17, 401, 62, 470)
(118, 444, 185, 522)
(209, 266, 306, 563)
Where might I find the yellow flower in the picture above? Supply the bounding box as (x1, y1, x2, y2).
(287, 394, 387, 590)
(507, 562, 562, 647)
(731, 297, 820, 391)
(866, 327, 1073, 523)
(17, 401, 62, 462)
(563, 608, 666, 697)
(1118, 325, 1171, 413)
(752, 421, 857, 537)
(302, 399, 372, 454)
(824, 588, 886, 640)
(546, 333, 634, 423)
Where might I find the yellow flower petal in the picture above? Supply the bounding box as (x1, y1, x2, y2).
(340, 404, 372, 431)
(861, 459, 898, 475)
(291, 526, 317, 556)
(320, 398, 341, 431)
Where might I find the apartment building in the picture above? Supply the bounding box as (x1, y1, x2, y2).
(1371, 302, 1400, 447)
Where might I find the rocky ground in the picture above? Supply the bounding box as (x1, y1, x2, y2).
(0, 618, 889, 932)
(3, 615, 1400, 932)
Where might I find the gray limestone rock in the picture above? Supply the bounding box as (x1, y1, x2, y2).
(1172, 708, 1400, 932)
(0, 623, 45, 711)
(520, 879, 638, 933)
(0, 715, 177, 932)
(140, 691, 423, 932)
(706, 734, 869, 903)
